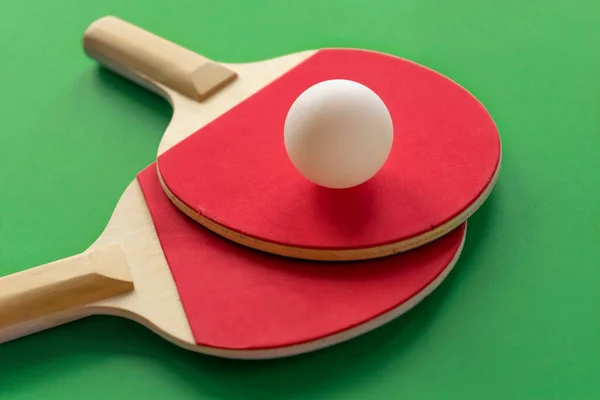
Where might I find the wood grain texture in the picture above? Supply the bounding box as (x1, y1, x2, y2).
(85, 180, 197, 347)
(0, 246, 133, 329)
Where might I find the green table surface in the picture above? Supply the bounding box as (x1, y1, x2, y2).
(1, 0, 599, 399)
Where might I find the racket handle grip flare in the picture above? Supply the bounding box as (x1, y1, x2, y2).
(82, 16, 237, 101)
(0, 246, 134, 330)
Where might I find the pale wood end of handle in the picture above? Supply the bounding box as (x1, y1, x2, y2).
(0, 245, 134, 329)
(83, 16, 237, 101)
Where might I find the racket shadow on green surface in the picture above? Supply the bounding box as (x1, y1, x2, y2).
(93, 64, 173, 139)
(0, 288, 456, 399)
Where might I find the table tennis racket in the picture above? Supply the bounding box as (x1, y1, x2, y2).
(0, 16, 470, 359)
(0, 165, 467, 358)
(82, 16, 501, 262)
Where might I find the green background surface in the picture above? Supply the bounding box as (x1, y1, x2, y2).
(1, 0, 599, 399)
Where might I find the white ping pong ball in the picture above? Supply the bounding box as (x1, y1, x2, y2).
(284, 79, 393, 189)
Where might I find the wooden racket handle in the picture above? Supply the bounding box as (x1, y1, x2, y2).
(83, 16, 237, 101)
(0, 246, 134, 329)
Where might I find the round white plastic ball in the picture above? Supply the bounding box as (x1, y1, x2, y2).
(284, 79, 393, 189)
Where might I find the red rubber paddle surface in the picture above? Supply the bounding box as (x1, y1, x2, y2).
(157, 49, 500, 251)
(138, 164, 466, 350)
